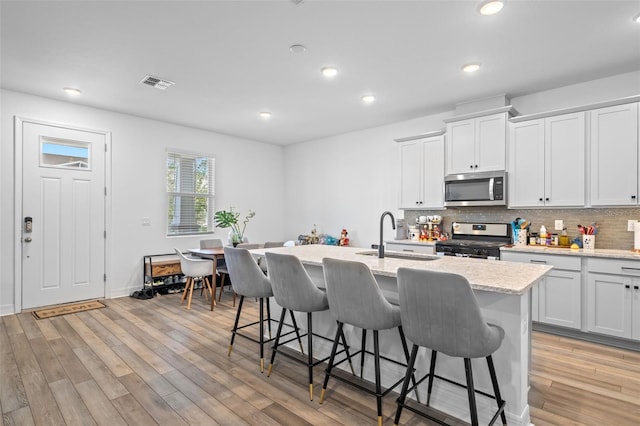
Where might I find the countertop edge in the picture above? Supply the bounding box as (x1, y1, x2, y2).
(501, 245, 640, 260)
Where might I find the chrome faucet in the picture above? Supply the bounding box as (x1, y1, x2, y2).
(379, 211, 396, 258)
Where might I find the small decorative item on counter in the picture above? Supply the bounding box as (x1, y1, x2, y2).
(529, 232, 538, 245)
(511, 217, 530, 246)
(339, 228, 350, 246)
(578, 223, 598, 250)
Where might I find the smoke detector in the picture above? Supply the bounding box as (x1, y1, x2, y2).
(140, 75, 175, 90)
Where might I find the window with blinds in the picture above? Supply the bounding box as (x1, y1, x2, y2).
(166, 151, 215, 236)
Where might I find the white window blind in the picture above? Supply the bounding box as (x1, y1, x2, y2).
(166, 151, 215, 236)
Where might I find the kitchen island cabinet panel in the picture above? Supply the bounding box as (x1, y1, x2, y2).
(590, 102, 639, 206)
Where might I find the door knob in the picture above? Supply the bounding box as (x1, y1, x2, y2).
(24, 237, 32, 243)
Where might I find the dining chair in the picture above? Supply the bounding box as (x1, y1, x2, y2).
(174, 248, 215, 310)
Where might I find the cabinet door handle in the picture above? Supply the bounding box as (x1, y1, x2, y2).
(545, 197, 550, 201)
(402, 249, 415, 252)
(634, 285, 639, 290)
(632, 195, 637, 199)
(470, 165, 474, 169)
(530, 260, 547, 264)
(539, 198, 543, 202)
(621, 267, 640, 272)
(474, 165, 478, 168)
(625, 284, 631, 289)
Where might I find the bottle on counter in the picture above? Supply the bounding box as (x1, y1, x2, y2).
(539, 225, 547, 245)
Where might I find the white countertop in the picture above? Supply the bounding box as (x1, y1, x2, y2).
(252, 245, 551, 296)
(501, 245, 640, 260)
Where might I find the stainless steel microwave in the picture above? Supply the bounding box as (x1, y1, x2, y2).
(444, 171, 507, 207)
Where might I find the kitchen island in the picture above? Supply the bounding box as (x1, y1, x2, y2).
(251, 245, 551, 426)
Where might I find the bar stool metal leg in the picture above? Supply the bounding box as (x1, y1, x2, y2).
(319, 322, 344, 404)
(228, 295, 245, 356)
(307, 312, 314, 400)
(373, 330, 383, 426)
(360, 329, 367, 378)
(393, 344, 419, 426)
(464, 358, 479, 426)
(487, 355, 507, 426)
(427, 349, 437, 405)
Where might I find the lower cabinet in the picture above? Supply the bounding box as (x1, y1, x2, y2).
(386, 241, 435, 255)
(587, 258, 640, 341)
(539, 268, 582, 329)
(502, 252, 581, 329)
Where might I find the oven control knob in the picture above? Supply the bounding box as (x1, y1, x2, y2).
(475, 249, 488, 257)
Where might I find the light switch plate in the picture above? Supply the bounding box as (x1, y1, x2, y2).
(628, 220, 638, 232)
(554, 220, 563, 231)
(142, 217, 151, 226)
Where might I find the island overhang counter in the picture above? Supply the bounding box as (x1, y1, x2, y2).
(251, 245, 552, 426)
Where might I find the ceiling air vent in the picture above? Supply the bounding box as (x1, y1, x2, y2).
(140, 75, 175, 90)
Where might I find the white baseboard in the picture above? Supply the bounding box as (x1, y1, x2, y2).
(1, 304, 16, 316)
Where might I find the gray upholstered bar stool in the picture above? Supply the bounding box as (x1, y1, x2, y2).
(224, 246, 302, 373)
(394, 268, 507, 426)
(320, 258, 417, 426)
(265, 252, 354, 401)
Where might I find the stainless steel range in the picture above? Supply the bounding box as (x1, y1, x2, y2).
(435, 222, 512, 260)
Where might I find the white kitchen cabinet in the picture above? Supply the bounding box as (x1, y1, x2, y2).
(501, 252, 582, 329)
(590, 102, 639, 206)
(508, 112, 585, 207)
(398, 134, 444, 209)
(386, 241, 435, 255)
(445, 111, 509, 175)
(587, 258, 640, 340)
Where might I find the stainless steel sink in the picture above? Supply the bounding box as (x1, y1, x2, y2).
(356, 251, 439, 261)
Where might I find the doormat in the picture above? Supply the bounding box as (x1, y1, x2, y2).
(31, 300, 106, 320)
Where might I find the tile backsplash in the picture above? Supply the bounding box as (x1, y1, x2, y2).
(404, 207, 640, 250)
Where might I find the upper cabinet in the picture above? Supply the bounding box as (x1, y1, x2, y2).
(397, 132, 445, 209)
(509, 112, 585, 207)
(445, 108, 512, 175)
(590, 102, 639, 206)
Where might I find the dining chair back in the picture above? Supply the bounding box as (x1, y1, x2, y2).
(174, 248, 214, 310)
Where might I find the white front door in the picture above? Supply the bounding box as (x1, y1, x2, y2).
(21, 121, 106, 309)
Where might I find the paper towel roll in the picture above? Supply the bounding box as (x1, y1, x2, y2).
(635, 221, 640, 251)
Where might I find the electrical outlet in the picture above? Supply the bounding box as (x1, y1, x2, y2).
(554, 220, 563, 231)
(628, 220, 638, 232)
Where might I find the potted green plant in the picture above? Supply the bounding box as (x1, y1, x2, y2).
(214, 207, 255, 246)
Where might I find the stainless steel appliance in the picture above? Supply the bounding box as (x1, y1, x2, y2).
(435, 222, 511, 260)
(444, 171, 506, 207)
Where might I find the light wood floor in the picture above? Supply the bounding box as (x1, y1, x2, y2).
(1, 292, 639, 425)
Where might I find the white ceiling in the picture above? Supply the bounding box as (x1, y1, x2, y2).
(2, 0, 639, 145)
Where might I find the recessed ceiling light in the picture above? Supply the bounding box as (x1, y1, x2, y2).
(479, 1, 504, 16)
(289, 44, 306, 53)
(259, 111, 272, 120)
(633, 12, 640, 23)
(361, 95, 376, 104)
(321, 67, 339, 78)
(462, 63, 481, 73)
(62, 87, 82, 96)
